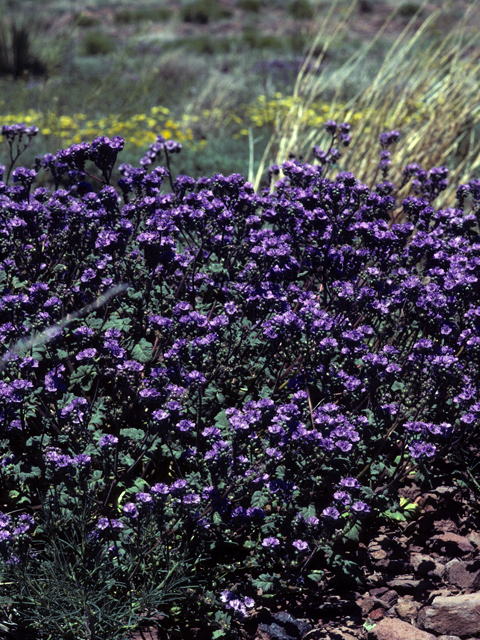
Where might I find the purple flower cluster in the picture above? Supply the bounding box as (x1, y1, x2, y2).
(3, 122, 480, 626)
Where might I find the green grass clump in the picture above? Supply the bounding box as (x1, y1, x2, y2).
(74, 12, 101, 28)
(180, 0, 233, 24)
(114, 6, 174, 24)
(398, 2, 424, 18)
(288, 0, 315, 20)
(238, 0, 263, 12)
(81, 30, 116, 56)
(0, 20, 47, 78)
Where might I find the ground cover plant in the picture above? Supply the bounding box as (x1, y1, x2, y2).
(2, 1, 480, 639)
(2, 110, 480, 639)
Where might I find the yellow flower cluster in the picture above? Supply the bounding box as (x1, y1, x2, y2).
(0, 106, 194, 148)
(240, 93, 366, 135)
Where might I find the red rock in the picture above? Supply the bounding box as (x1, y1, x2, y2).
(418, 592, 480, 636)
(467, 530, 480, 548)
(410, 553, 445, 579)
(368, 617, 436, 640)
(432, 519, 458, 534)
(445, 558, 480, 590)
(395, 596, 421, 623)
(427, 532, 475, 557)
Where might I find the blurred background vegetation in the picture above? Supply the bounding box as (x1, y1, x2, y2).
(0, 0, 479, 199)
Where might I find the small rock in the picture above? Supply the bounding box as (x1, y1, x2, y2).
(467, 531, 480, 548)
(418, 592, 480, 636)
(386, 575, 421, 590)
(445, 558, 480, 590)
(304, 629, 357, 640)
(427, 532, 475, 557)
(377, 590, 398, 609)
(410, 554, 445, 579)
(356, 596, 382, 615)
(368, 536, 391, 561)
(432, 519, 458, 534)
(437, 636, 462, 640)
(368, 617, 436, 640)
(396, 596, 421, 622)
(273, 612, 311, 637)
(427, 589, 452, 603)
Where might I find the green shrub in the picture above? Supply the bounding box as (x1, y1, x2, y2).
(0, 20, 47, 77)
(81, 30, 116, 56)
(181, 0, 232, 24)
(114, 6, 173, 24)
(398, 2, 423, 18)
(238, 0, 263, 12)
(288, 0, 315, 20)
(74, 12, 100, 28)
(242, 27, 283, 50)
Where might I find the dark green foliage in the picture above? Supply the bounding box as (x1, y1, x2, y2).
(238, 0, 263, 12)
(398, 2, 423, 18)
(81, 30, 116, 56)
(114, 6, 174, 24)
(74, 12, 101, 28)
(181, 0, 233, 24)
(288, 0, 315, 20)
(0, 20, 47, 78)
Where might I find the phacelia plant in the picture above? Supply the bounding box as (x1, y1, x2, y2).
(1, 120, 480, 638)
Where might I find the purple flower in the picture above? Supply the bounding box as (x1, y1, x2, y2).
(261, 537, 280, 548)
(152, 410, 169, 422)
(45, 364, 66, 393)
(76, 348, 97, 361)
(339, 477, 360, 489)
(136, 492, 153, 505)
(99, 434, 118, 447)
(97, 517, 124, 531)
(351, 501, 370, 513)
(0, 513, 11, 528)
(151, 483, 170, 495)
(293, 539, 309, 551)
(123, 503, 138, 518)
(170, 479, 187, 492)
(81, 268, 97, 282)
(13, 524, 30, 536)
(12, 167, 36, 187)
(322, 507, 340, 519)
(176, 419, 195, 432)
(45, 450, 73, 468)
(185, 371, 206, 386)
(333, 491, 351, 505)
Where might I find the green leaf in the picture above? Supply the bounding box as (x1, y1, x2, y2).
(70, 365, 95, 392)
(307, 570, 324, 585)
(384, 509, 407, 522)
(131, 338, 152, 363)
(344, 521, 362, 542)
(120, 428, 145, 442)
(250, 490, 268, 509)
(214, 410, 229, 429)
(251, 573, 275, 593)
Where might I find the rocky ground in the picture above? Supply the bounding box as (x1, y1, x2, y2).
(246, 483, 480, 640)
(133, 473, 480, 640)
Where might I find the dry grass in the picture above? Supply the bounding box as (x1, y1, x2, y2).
(255, 0, 480, 208)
